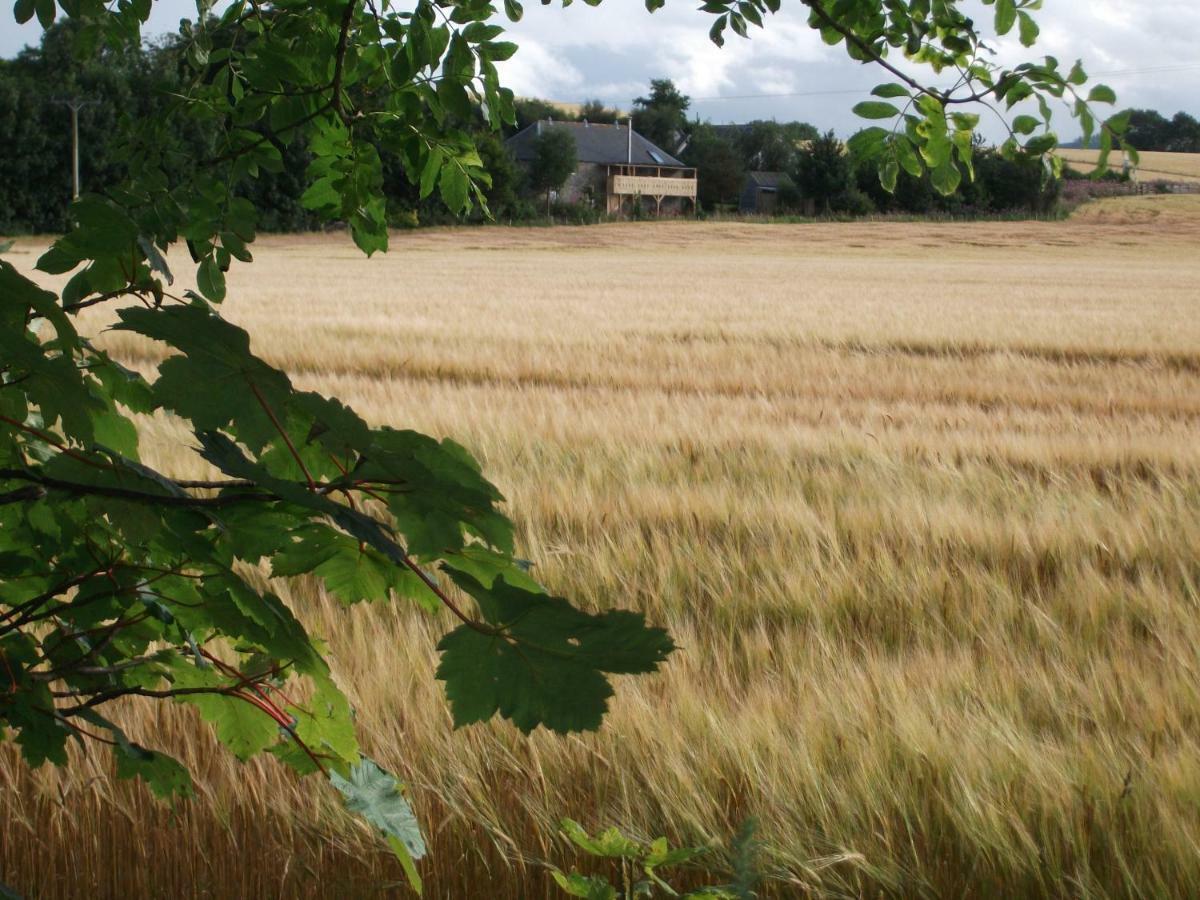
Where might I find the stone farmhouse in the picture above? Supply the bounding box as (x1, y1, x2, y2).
(505, 119, 698, 216)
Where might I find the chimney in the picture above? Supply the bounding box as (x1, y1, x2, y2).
(536, 120, 542, 136)
(627, 116, 633, 164)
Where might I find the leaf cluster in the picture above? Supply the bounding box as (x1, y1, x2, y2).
(550, 819, 751, 900)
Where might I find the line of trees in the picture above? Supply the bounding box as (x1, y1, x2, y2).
(1, 26, 1186, 233)
(1065, 109, 1200, 153)
(0, 23, 547, 232)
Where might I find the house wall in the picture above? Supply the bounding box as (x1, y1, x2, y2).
(560, 162, 607, 205)
(516, 160, 696, 216)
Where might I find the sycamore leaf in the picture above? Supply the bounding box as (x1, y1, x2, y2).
(561, 819, 640, 858)
(114, 742, 195, 799)
(435, 572, 675, 734)
(290, 673, 359, 764)
(331, 757, 426, 864)
(551, 870, 618, 900)
(169, 663, 280, 760)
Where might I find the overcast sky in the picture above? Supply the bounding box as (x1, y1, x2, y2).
(4, 0, 1198, 139)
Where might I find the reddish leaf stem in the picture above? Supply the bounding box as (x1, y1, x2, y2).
(248, 382, 317, 491)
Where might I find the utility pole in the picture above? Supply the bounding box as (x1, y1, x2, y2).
(53, 97, 98, 201)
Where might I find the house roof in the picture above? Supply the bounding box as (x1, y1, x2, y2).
(746, 171, 785, 189)
(505, 120, 686, 168)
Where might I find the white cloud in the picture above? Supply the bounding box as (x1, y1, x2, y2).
(3, 0, 1197, 137)
(499, 38, 585, 99)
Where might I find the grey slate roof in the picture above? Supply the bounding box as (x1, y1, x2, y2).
(505, 120, 687, 168)
(746, 171, 785, 190)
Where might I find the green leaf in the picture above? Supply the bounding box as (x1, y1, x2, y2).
(68, 195, 139, 254)
(1088, 84, 1116, 104)
(994, 0, 1016, 35)
(562, 819, 640, 858)
(852, 101, 901, 120)
(387, 835, 424, 896)
(708, 14, 727, 47)
(481, 41, 517, 61)
(439, 164, 470, 213)
(879, 152, 899, 193)
(1012, 115, 1040, 136)
(1025, 132, 1058, 155)
(871, 83, 911, 99)
(114, 743, 195, 799)
(290, 674, 359, 764)
(435, 573, 675, 734)
(33, 0, 54, 29)
(271, 524, 435, 608)
(13, 0, 36, 24)
(894, 135, 923, 177)
(441, 546, 542, 595)
(330, 757, 426, 862)
(846, 127, 888, 160)
(197, 257, 226, 303)
(930, 161, 961, 196)
(170, 663, 281, 759)
(1017, 10, 1039, 46)
(551, 870, 617, 900)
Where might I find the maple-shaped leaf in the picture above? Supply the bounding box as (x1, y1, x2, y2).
(169, 661, 281, 760)
(114, 742, 195, 800)
(331, 757, 425, 893)
(271, 523, 437, 609)
(435, 571, 675, 734)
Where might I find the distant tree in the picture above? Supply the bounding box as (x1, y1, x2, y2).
(683, 123, 744, 210)
(1125, 109, 1172, 151)
(579, 99, 620, 125)
(633, 78, 690, 153)
(793, 130, 853, 214)
(512, 97, 563, 134)
(1166, 112, 1200, 153)
(735, 120, 818, 172)
(529, 127, 578, 215)
(1121, 109, 1200, 153)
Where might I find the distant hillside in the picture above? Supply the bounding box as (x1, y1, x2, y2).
(518, 98, 630, 119)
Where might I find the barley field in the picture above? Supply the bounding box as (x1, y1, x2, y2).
(3, 194, 1200, 898)
(1058, 147, 1200, 184)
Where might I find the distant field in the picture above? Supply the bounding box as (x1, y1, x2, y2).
(1058, 147, 1200, 183)
(3, 195, 1200, 898)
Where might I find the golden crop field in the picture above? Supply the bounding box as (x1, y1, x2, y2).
(3, 194, 1200, 898)
(1058, 147, 1200, 184)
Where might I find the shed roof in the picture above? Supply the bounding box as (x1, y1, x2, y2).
(505, 120, 686, 168)
(746, 171, 785, 189)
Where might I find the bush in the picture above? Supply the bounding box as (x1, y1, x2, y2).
(834, 186, 876, 216)
(549, 200, 604, 225)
